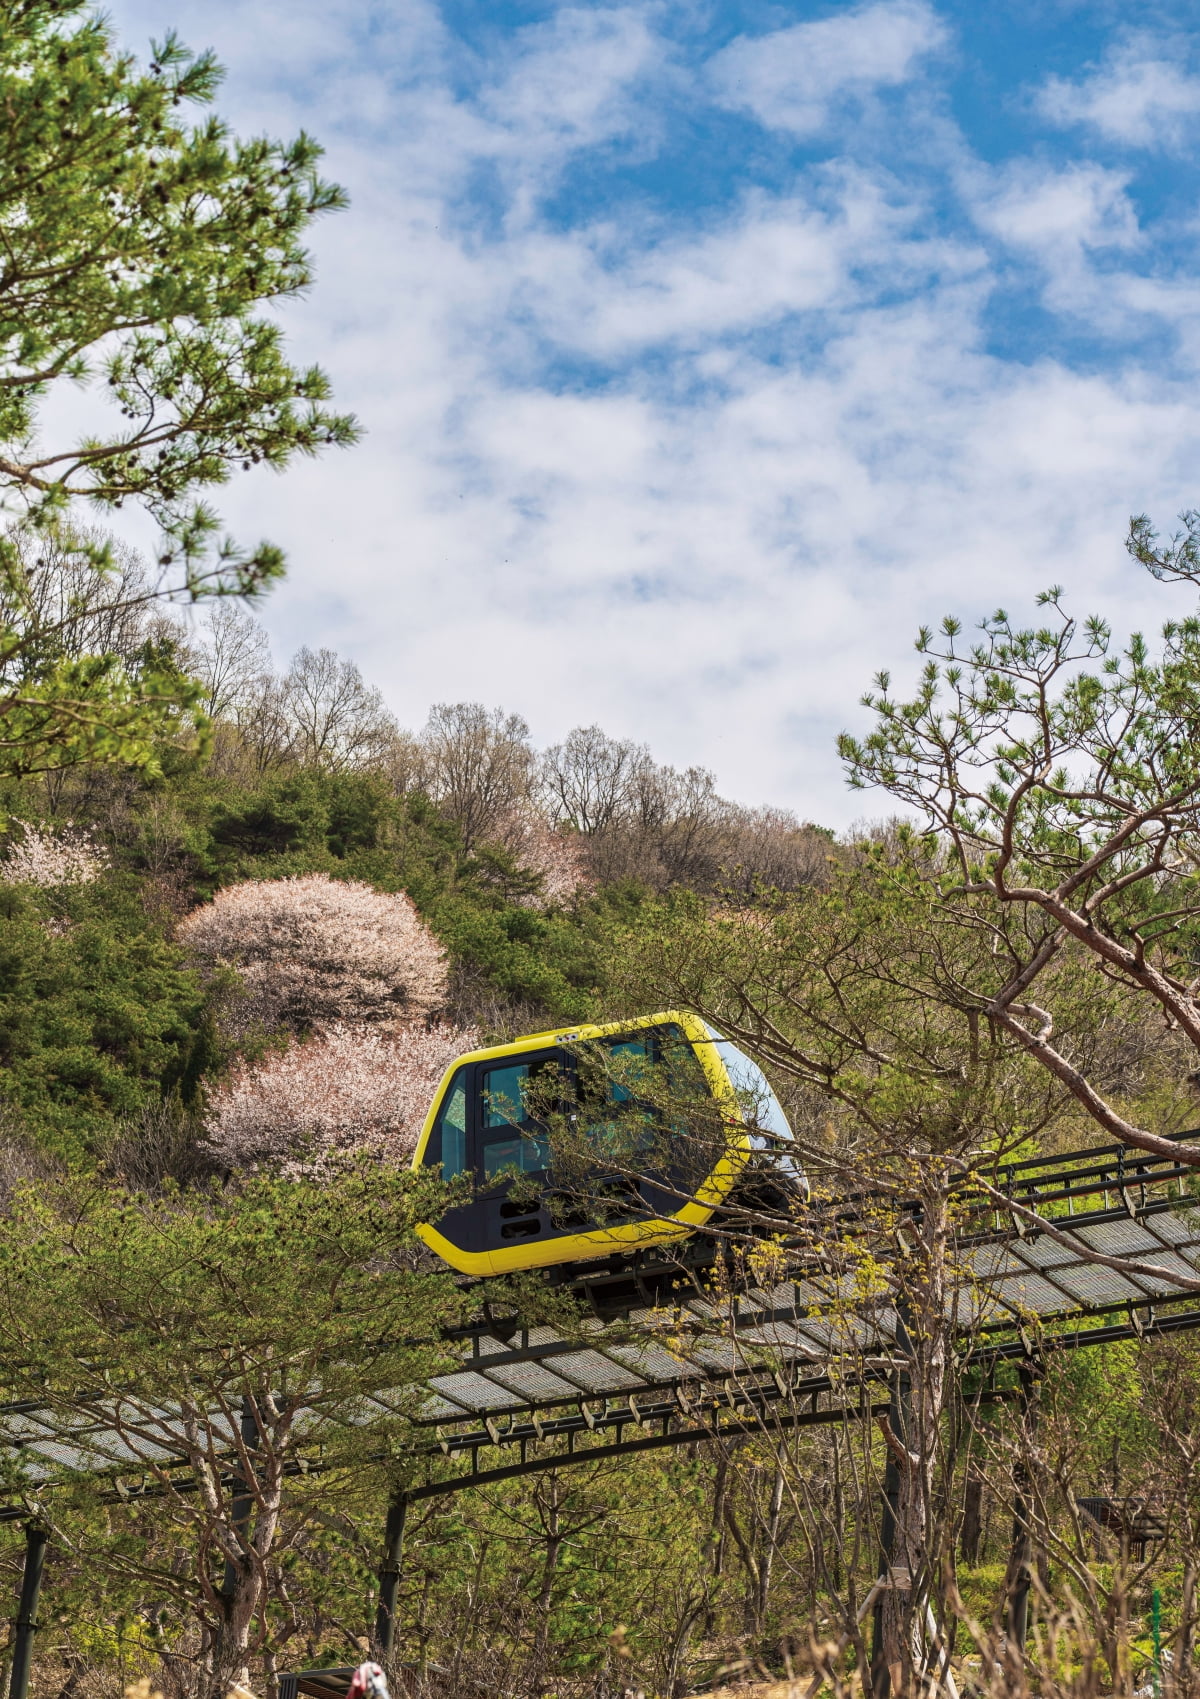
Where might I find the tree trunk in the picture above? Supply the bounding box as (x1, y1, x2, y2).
(1003, 1366, 1039, 1659)
(831, 1440, 845, 1591)
(1178, 1558, 1196, 1691)
(877, 1186, 951, 1697)
(722, 1495, 762, 1632)
(960, 1471, 984, 1566)
(204, 1567, 263, 1699)
(195, 1398, 287, 1699)
(704, 1451, 730, 1578)
(531, 1488, 563, 1698)
(755, 1466, 786, 1637)
(664, 1598, 707, 1699)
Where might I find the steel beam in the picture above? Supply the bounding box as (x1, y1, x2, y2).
(8, 1523, 47, 1699)
(404, 1395, 891, 1502)
(373, 1494, 408, 1659)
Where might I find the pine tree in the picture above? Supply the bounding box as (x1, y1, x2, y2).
(0, 0, 359, 774)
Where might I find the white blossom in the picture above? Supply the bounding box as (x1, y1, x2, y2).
(1, 820, 108, 887)
(178, 873, 448, 1037)
(502, 812, 592, 908)
(204, 1021, 477, 1176)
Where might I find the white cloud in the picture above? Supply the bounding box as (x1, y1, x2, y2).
(479, 7, 659, 148)
(962, 160, 1200, 350)
(64, 0, 1200, 827)
(430, 6, 666, 222)
(971, 163, 1140, 256)
(1037, 38, 1200, 151)
(963, 161, 1141, 324)
(513, 199, 851, 354)
(708, 0, 946, 136)
(471, 172, 982, 361)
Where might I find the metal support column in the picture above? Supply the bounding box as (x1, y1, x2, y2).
(8, 1523, 47, 1699)
(373, 1493, 409, 1659)
(222, 1396, 260, 1603)
(1006, 1363, 1039, 1653)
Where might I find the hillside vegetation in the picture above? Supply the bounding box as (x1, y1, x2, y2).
(0, 591, 830, 1172)
(6, 581, 1200, 1699)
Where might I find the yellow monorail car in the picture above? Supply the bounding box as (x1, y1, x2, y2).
(412, 1010, 801, 1277)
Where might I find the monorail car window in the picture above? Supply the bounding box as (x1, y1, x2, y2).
(579, 1027, 679, 1105)
(606, 1038, 651, 1102)
(423, 1066, 469, 1178)
(575, 1024, 710, 1164)
(479, 1056, 555, 1181)
(576, 1038, 648, 1153)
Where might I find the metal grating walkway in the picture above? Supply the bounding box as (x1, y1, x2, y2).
(403, 1135, 1200, 1486)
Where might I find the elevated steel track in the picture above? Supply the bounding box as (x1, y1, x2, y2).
(1, 1132, 1200, 1682)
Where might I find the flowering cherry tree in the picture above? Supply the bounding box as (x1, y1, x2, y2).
(506, 813, 592, 908)
(178, 873, 447, 1036)
(203, 1021, 476, 1176)
(1, 820, 108, 887)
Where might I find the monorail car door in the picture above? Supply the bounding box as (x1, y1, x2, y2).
(476, 1050, 558, 1252)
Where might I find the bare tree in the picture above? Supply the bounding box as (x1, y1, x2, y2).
(420, 703, 532, 853)
(540, 730, 720, 888)
(377, 728, 429, 799)
(228, 673, 296, 779)
(190, 603, 274, 723)
(283, 646, 398, 772)
(540, 726, 830, 895)
(5, 524, 155, 665)
(539, 725, 647, 836)
(719, 805, 831, 896)
(628, 761, 726, 887)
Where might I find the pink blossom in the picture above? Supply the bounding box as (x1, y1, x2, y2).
(203, 1021, 477, 1176)
(177, 874, 448, 1037)
(502, 813, 592, 908)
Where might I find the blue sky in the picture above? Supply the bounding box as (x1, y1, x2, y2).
(105, 0, 1200, 824)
